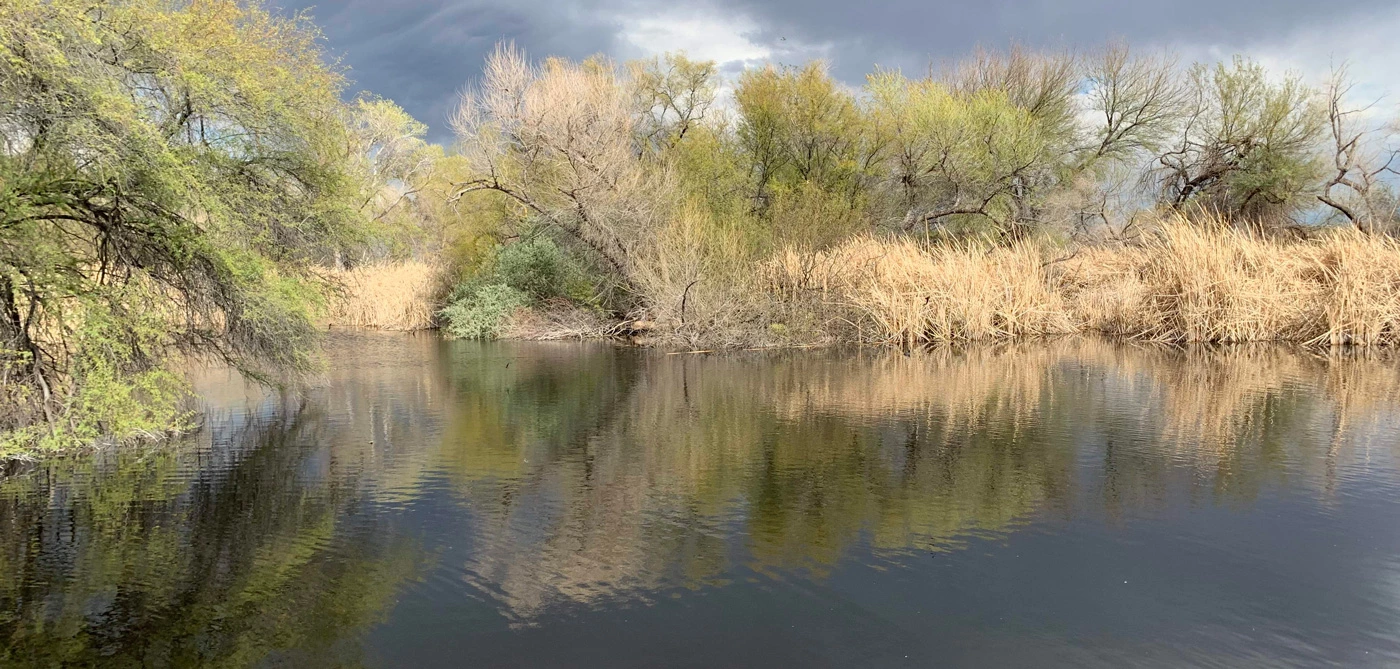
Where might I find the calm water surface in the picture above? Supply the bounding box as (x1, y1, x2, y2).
(4, 334, 1400, 667)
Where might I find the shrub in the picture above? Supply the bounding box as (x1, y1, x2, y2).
(439, 284, 530, 339)
(495, 237, 569, 300)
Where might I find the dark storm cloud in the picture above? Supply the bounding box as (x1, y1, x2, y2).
(272, 0, 1395, 141)
(724, 0, 1400, 82)
(273, 0, 630, 141)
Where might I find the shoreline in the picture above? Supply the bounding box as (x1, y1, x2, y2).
(330, 223, 1400, 351)
(6, 332, 1396, 467)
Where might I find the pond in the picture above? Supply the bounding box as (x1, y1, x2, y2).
(3, 333, 1400, 667)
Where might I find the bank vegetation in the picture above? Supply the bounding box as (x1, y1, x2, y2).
(434, 43, 1400, 349)
(4, 0, 1400, 456)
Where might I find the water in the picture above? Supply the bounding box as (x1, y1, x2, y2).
(4, 334, 1400, 668)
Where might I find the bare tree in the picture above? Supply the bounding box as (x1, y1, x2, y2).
(630, 54, 719, 153)
(450, 43, 669, 284)
(1081, 43, 1190, 165)
(1317, 65, 1400, 232)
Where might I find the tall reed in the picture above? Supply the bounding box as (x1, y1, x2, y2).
(768, 237, 1076, 344)
(1061, 222, 1400, 345)
(765, 216, 1400, 347)
(325, 261, 449, 331)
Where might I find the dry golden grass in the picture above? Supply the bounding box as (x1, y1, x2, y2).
(1060, 224, 1318, 343)
(1061, 221, 1400, 345)
(324, 261, 449, 331)
(767, 216, 1400, 347)
(767, 237, 1077, 344)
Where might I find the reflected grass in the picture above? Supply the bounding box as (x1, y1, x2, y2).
(4, 335, 1400, 648)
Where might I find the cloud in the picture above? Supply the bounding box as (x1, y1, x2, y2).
(1175, 5, 1400, 117)
(277, 0, 627, 141)
(617, 11, 772, 66)
(700, 0, 1397, 59)
(270, 0, 1400, 142)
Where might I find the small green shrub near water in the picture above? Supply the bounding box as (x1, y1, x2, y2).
(439, 237, 596, 339)
(439, 284, 530, 339)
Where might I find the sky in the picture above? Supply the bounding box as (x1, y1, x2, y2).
(270, 0, 1400, 143)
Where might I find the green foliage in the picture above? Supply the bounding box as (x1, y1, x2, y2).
(495, 237, 570, 300)
(438, 236, 599, 339)
(941, 46, 1081, 155)
(0, 0, 368, 454)
(735, 62, 870, 203)
(1159, 57, 1327, 218)
(865, 70, 1055, 235)
(439, 284, 530, 339)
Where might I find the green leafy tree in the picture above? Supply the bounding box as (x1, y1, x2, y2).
(1156, 57, 1327, 221)
(0, 0, 364, 453)
(865, 70, 1053, 237)
(734, 62, 871, 207)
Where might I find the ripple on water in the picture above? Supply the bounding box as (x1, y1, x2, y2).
(4, 337, 1400, 667)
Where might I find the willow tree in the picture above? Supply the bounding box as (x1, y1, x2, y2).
(734, 62, 873, 208)
(0, 0, 362, 452)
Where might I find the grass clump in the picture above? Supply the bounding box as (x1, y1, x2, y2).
(325, 261, 450, 331)
(766, 236, 1076, 345)
(764, 215, 1400, 347)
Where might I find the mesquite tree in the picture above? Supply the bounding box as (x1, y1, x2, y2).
(0, 0, 364, 449)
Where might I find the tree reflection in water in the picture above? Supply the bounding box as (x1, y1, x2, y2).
(3, 334, 1399, 664)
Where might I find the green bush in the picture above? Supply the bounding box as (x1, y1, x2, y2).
(439, 284, 530, 339)
(495, 237, 568, 300)
(437, 236, 607, 340)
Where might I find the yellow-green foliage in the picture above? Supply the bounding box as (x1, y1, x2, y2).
(735, 62, 870, 200)
(866, 70, 1055, 234)
(631, 53, 719, 153)
(0, 0, 366, 454)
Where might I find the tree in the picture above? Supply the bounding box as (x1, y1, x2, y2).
(935, 47, 1081, 235)
(734, 63, 871, 208)
(865, 70, 1053, 237)
(734, 65, 794, 208)
(450, 44, 667, 287)
(630, 54, 719, 154)
(1316, 65, 1400, 232)
(1081, 43, 1190, 164)
(1155, 57, 1326, 221)
(941, 46, 1081, 154)
(0, 0, 363, 450)
(342, 95, 447, 261)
